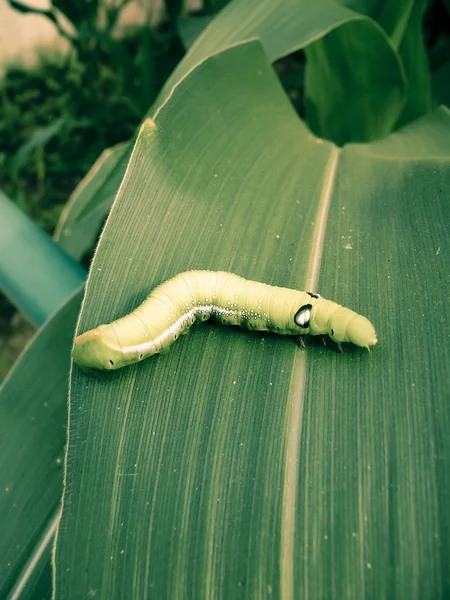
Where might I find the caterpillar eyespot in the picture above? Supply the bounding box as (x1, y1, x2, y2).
(294, 304, 312, 328)
(72, 270, 378, 371)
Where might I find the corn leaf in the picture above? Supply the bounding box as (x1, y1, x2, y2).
(53, 42, 450, 599)
(0, 289, 83, 600)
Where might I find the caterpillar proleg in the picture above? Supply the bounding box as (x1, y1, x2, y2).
(73, 270, 377, 370)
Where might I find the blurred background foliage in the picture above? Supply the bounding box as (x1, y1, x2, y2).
(1, 0, 450, 379)
(0, 0, 190, 374)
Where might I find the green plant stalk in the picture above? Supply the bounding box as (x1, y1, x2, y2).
(0, 190, 86, 327)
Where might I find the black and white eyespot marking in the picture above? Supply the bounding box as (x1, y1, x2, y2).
(307, 292, 321, 299)
(294, 304, 312, 328)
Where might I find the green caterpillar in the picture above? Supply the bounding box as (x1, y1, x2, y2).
(73, 270, 377, 371)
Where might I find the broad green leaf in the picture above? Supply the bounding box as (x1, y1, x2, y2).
(163, 0, 406, 145)
(341, 0, 431, 130)
(163, 0, 394, 93)
(375, 0, 413, 46)
(304, 18, 406, 144)
(55, 0, 406, 258)
(54, 41, 450, 599)
(395, 0, 431, 128)
(54, 142, 131, 261)
(0, 289, 83, 600)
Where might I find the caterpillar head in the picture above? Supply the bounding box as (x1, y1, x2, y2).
(72, 325, 123, 371)
(329, 314, 377, 351)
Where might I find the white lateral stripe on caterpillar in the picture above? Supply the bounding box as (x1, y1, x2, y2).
(113, 303, 235, 357)
(72, 270, 377, 371)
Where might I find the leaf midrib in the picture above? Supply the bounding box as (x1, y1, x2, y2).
(280, 146, 340, 599)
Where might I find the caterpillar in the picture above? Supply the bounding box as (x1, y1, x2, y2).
(72, 270, 377, 371)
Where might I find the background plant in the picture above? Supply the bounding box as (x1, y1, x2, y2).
(0, 0, 186, 375)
